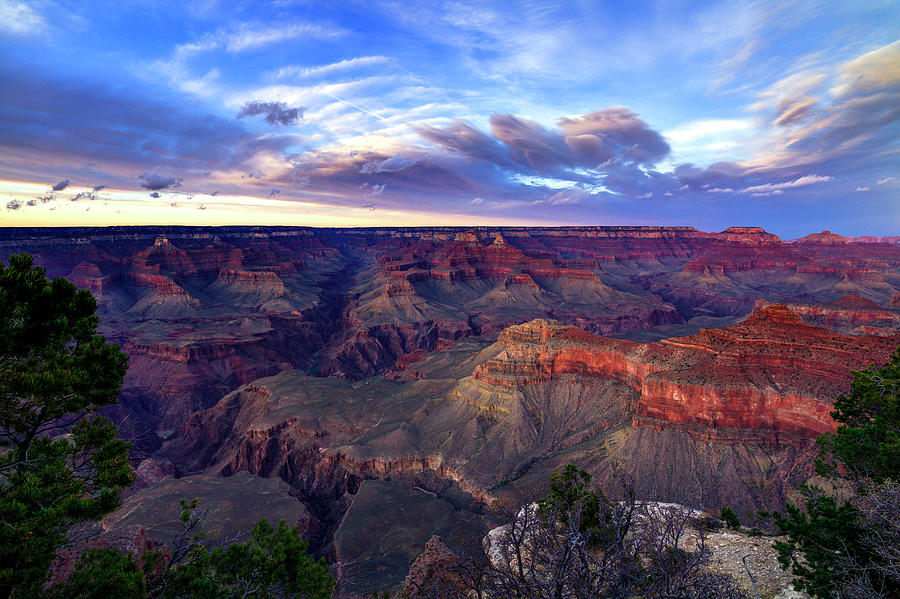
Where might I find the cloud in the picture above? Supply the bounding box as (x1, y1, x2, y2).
(557, 107, 670, 166)
(664, 118, 753, 143)
(832, 41, 900, 98)
(416, 120, 517, 169)
(359, 155, 419, 174)
(51, 179, 70, 191)
(877, 177, 896, 185)
(237, 101, 304, 126)
(489, 113, 575, 173)
(548, 189, 586, 204)
(855, 186, 870, 192)
(746, 41, 900, 177)
(773, 96, 817, 127)
(418, 108, 670, 186)
(0, 64, 299, 191)
(92, 184, 106, 192)
(266, 187, 280, 197)
(149, 192, 161, 198)
(139, 171, 183, 190)
(271, 56, 391, 80)
(674, 161, 746, 190)
(0, 3, 46, 36)
(71, 191, 97, 201)
(147, 21, 346, 99)
(225, 22, 345, 53)
(742, 174, 833, 194)
(5, 199, 22, 210)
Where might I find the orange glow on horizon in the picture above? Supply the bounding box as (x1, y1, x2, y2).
(0, 180, 550, 228)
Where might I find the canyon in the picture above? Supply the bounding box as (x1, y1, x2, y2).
(2, 225, 900, 596)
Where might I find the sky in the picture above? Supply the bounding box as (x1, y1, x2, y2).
(0, 0, 897, 237)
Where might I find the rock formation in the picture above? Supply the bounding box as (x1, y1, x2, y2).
(755, 294, 900, 336)
(3, 225, 900, 596)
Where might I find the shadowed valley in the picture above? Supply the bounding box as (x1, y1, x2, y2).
(4, 225, 900, 596)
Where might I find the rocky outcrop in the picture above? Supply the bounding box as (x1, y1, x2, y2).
(474, 306, 899, 438)
(402, 536, 463, 599)
(754, 294, 900, 336)
(794, 229, 848, 244)
(717, 226, 782, 245)
(332, 480, 488, 597)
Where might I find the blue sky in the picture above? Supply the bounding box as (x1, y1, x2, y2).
(0, 0, 897, 237)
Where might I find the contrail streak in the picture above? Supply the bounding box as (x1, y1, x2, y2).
(323, 92, 389, 121)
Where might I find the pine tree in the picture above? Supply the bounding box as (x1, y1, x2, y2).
(0, 253, 133, 597)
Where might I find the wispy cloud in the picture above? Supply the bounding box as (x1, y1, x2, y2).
(148, 21, 346, 96)
(742, 174, 832, 194)
(224, 22, 345, 53)
(0, 2, 46, 36)
(270, 56, 392, 80)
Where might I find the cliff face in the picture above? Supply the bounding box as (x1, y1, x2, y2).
(474, 306, 899, 438)
(146, 296, 897, 596)
(0, 228, 348, 437)
(754, 294, 900, 336)
(3, 225, 900, 442)
(11, 225, 900, 596)
(164, 305, 897, 505)
(156, 307, 900, 596)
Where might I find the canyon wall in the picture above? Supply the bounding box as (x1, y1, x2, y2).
(4, 225, 900, 596)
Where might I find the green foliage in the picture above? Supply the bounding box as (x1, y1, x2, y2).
(773, 486, 867, 599)
(149, 515, 335, 599)
(774, 345, 900, 599)
(0, 253, 133, 597)
(0, 254, 129, 447)
(48, 498, 336, 598)
(719, 506, 740, 529)
(49, 548, 146, 599)
(537, 463, 605, 538)
(816, 349, 900, 482)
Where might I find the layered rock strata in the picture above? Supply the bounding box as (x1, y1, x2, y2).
(474, 307, 899, 438)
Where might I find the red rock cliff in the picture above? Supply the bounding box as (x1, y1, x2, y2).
(474, 307, 900, 439)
